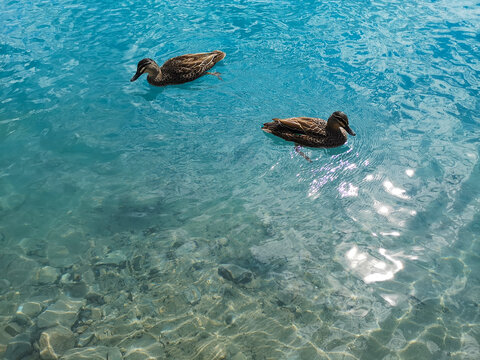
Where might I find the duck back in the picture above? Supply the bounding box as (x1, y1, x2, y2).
(158, 50, 226, 85)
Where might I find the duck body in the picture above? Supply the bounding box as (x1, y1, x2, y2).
(262, 111, 356, 148)
(131, 50, 226, 86)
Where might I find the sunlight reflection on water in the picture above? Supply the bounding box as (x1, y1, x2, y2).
(345, 245, 404, 284)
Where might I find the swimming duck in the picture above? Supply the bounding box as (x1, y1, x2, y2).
(130, 50, 226, 86)
(262, 111, 356, 161)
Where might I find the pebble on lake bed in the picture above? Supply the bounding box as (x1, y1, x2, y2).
(36, 298, 84, 329)
(217, 264, 253, 284)
(17, 301, 43, 318)
(39, 325, 75, 359)
(35, 266, 60, 285)
(4, 333, 32, 360)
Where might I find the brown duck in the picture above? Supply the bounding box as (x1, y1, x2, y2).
(262, 111, 356, 161)
(130, 50, 226, 86)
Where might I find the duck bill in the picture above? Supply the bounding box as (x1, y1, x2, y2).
(345, 125, 356, 136)
(130, 71, 141, 82)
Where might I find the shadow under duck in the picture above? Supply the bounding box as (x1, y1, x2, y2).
(262, 111, 356, 161)
(130, 50, 226, 86)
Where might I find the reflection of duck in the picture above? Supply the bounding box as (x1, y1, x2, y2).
(262, 112, 356, 161)
(130, 50, 226, 86)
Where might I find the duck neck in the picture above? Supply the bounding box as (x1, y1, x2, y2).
(146, 67, 163, 86)
(326, 121, 342, 134)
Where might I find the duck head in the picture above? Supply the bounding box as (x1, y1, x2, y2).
(327, 111, 356, 136)
(130, 58, 160, 82)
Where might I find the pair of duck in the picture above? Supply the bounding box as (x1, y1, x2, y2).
(131, 51, 356, 160)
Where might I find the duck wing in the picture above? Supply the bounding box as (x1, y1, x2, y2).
(273, 117, 325, 135)
(161, 52, 222, 76)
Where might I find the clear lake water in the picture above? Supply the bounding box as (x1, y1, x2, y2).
(0, 0, 479, 359)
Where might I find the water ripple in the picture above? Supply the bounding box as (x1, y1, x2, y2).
(1, 0, 479, 358)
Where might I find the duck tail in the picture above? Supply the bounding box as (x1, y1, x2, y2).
(212, 50, 226, 62)
(262, 121, 276, 133)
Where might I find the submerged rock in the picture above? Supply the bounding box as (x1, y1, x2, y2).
(183, 285, 202, 305)
(85, 292, 105, 306)
(18, 238, 48, 260)
(36, 298, 84, 329)
(4, 322, 24, 337)
(175, 241, 197, 257)
(4, 333, 32, 360)
(38, 325, 75, 359)
(77, 330, 95, 347)
(224, 313, 235, 325)
(35, 266, 60, 285)
(124, 349, 156, 360)
(47, 245, 73, 268)
(4, 310, 33, 338)
(64, 281, 89, 298)
(129, 254, 145, 272)
(2, 254, 37, 285)
(231, 352, 248, 360)
(60, 274, 89, 298)
(276, 289, 297, 306)
(17, 302, 43, 318)
(218, 264, 253, 284)
(95, 250, 127, 267)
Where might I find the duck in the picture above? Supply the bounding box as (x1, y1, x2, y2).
(262, 111, 356, 161)
(130, 50, 226, 86)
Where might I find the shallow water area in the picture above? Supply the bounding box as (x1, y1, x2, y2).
(1, 0, 480, 359)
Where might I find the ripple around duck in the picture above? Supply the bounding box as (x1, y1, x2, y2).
(1, 0, 480, 358)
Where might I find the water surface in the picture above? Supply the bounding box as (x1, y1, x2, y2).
(1, 0, 479, 359)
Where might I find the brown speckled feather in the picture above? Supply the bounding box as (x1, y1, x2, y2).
(157, 50, 225, 86)
(274, 117, 327, 135)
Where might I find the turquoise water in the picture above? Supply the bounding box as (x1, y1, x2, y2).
(1, 0, 480, 359)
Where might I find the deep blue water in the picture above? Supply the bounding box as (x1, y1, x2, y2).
(1, 0, 480, 359)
